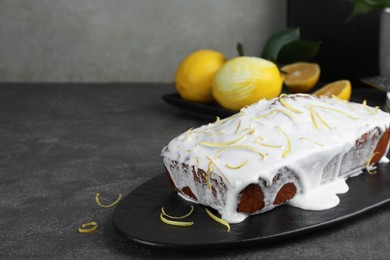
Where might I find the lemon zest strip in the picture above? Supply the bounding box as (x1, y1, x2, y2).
(183, 127, 194, 141)
(95, 193, 122, 208)
(280, 97, 303, 113)
(366, 152, 380, 174)
(225, 160, 248, 169)
(206, 161, 212, 190)
(207, 156, 233, 188)
(274, 109, 295, 122)
(239, 128, 256, 135)
(215, 145, 265, 160)
(215, 116, 220, 123)
(362, 100, 370, 113)
(276, 126, 291, 158)
(214, 130, 226, 135)
(299, 137, 324, 147)
(254, 109, 295, 122)
(254, 111, 275, 120)
(362, 100, 378, 115)
(254, 135, 264, 141)
(310, 108, 319, 129)
(78, 221, 98, 233)
(196, 156, 199, 167)
(254, 141, 282, 148)
(331, 95, 356, 110)
(374, 106, 379, 114)
(200, 135, 246, 147)
(161, 206, 194, 220)
(315, 112, 331, 129)
(160, 213, 194, 227)
(205, 208, 230, 232)
(308, 105, 359, 120)
(235, 120, 241, 134)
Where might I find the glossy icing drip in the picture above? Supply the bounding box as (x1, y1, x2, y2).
(162, 94, 390, 223)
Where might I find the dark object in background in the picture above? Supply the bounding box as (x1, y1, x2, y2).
(287, 0, 381, 85)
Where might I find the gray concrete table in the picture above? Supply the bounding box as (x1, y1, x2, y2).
(0, 83, 389, 259)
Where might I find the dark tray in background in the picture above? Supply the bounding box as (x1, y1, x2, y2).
(162, 88, 388, 118)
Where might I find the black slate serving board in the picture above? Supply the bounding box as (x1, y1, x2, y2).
(112, 162, 390, 249)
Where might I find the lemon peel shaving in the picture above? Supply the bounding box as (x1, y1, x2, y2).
(310, 108, 319, 129)
(255, 135, 264, 141)
(215, 116, 221, 123)
(239, 128, 256, 135)
(362, 100, 378, 115)
(253, 135, 282, 148)
(374, 106, 379, 114)
(276, 126, 291, 158)
(196, 156, 199, 167)
(206, 161, 212, 189)
(95, 193, 122, 208)
(215, 145, 265, 160)
(362, 100, 370, 113)
(254, 135, 282, 148)
(225, 160, 248, 169)
(254, 111, 275, 120)
(315, 112, 331, 129)
(366, 152, 380, 174)
(280, 98, 303, 113)
(254, 141, 282, 148)
(254, 109, 295, 122)
(235, 120, 241, 134)
(205, 208, 230, 232)
(308, 105, 359, 120)
(78, 221, 98, 233)
(200, 135, 246, 147)
(299, 137, 324, 147)
(331, 95, 356, 110)
(274, 109, 295, 122)
(183, 128, 193, 141)
(161, 206, 194, 220)
(214, 130, 226, 135)
(160, 213, 194, 227)
(207, 156, 233, 188)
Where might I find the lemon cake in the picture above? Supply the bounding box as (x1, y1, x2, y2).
(161, 94, 390, 223)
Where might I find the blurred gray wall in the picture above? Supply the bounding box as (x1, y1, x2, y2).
(0, 0, 286, 82)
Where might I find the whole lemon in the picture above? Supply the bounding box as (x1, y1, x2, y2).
(175, 50, 226, 103)
(212, 57, 283, 111)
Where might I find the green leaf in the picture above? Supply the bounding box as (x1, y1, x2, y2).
(236, 42, 244, 57)
(347, 0, 374, 22)
(261, 27, 300, 62)
(277, 40, 321, 64)
(362, 0, 389, 8)
(346, 0, 390, 22)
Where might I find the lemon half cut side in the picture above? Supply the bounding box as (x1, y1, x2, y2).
(312, 80, 352, 101)
(281, 62, 320, 93)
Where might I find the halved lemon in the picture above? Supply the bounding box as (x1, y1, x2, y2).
(312, 80, 352, 100)
(281, 62, 320, 93)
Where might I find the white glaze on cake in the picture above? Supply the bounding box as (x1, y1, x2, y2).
(162, 94, 390, 223)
